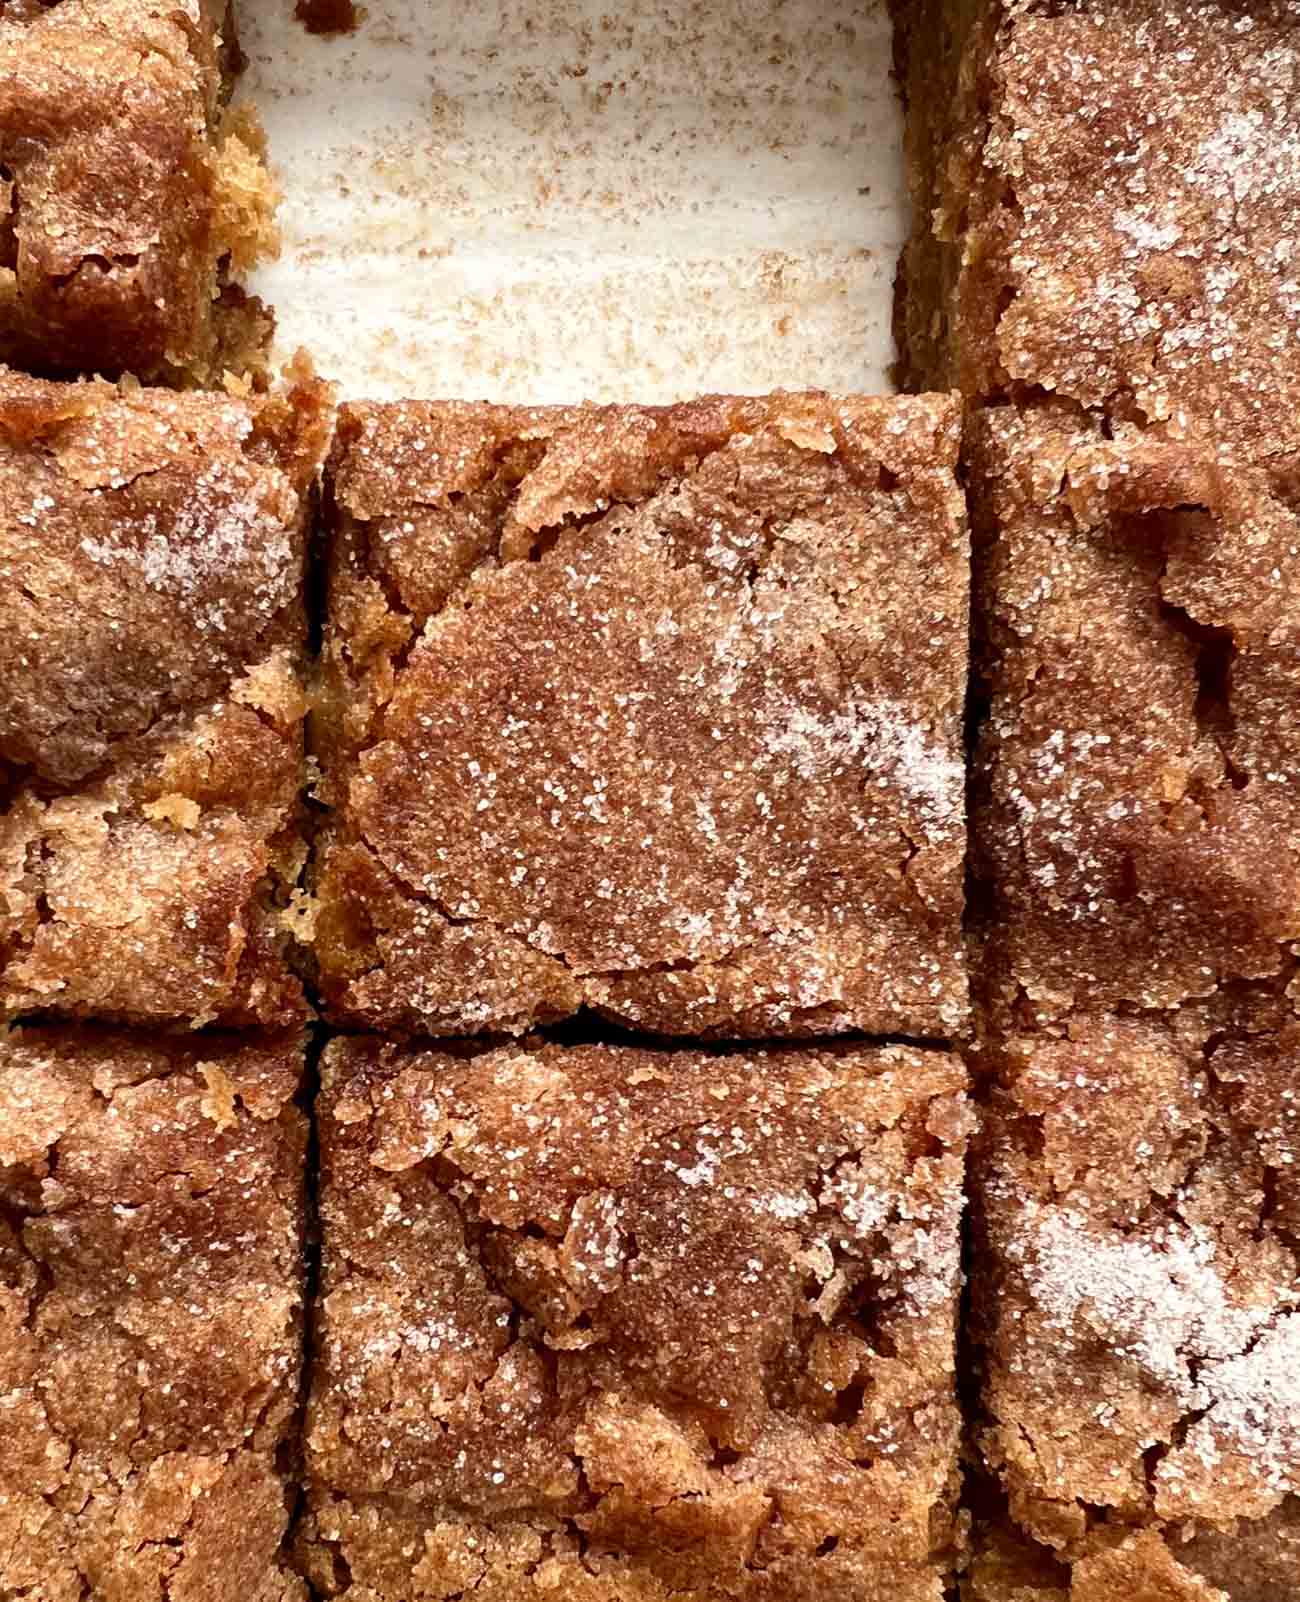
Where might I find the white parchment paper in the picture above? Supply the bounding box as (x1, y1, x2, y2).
(236, 0, 907, 404)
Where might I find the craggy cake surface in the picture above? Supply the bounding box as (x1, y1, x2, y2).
(311, 392, 969, 1041)
(972, 978, 1300, 1598)
(0, 0, 278, 384)
(895, 0, 1300, 463)
(969, 405, 1300, 1023)
(962, 1514, 1300, 1600)
(0, 365, 333, 1028)
(298, 1037, 973, 1600)
(0, 1024, 307, 1601)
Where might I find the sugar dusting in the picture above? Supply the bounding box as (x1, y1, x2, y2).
(763, 693, 964, 831)
(1186, 1314, 1300, 1489)
(1019, 1201, 1300, 1479)
(978, 0, 1300, 455)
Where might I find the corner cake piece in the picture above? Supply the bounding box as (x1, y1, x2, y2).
(297, 1037, 973, 1601)
(971, 978, 1300, 1600)
(893, 0, 1300, 464)
(0, 0, 279, 385)
(0, 1024, 308, 1601)
(311, 392, 969, 1040)
(969, 404, 1300, 1023)
(0, 362, 333, 1029)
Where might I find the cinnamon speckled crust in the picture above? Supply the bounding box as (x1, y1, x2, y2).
(0, 365, 334, 1028)
(961, 1514, 1300, 1600)
(298, 1037, 973, 1601)
(893, 0, 1300, 464)
(0, 0, 278, 384)
(0, 1024, 308, 1602)
(970, 977, 1300, 1599)
(311, 393, 970, 1041)
(969, 405, 1300, 1022)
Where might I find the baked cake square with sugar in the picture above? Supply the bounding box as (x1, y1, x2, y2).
(893, 0, 1300, 464)
(0, 363, 332, 1029)
(310, 392, 969, 1041)
(0, 0, 279, 385)
(969, 404, 1300, 1023)
(297, 1037, 972, 1601)
(0, 1024, 308, 1601)
(970, 979, 1299, 1599)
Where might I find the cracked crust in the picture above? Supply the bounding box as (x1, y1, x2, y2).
(893, 0, 1300, 464)
(962, 1513, 1300, 1600)
(310, 393, 970, 1041)
(969, 405, 1300, 1023)
(0, 364, 334, 1028)
(971, 981, 1300, 1596)
(0, 1023, 308, 1602)
(298, 1037, 973, 1600)
(0, 0, 279, 384)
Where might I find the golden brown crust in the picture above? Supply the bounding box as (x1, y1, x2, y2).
(311, 393, 970, 1041)
(0, 1023, 308, 1601)
(0, 365, 333, 1028)
(972, 981, 1299, 1593)
(969, 405, 1300, 1021)
(300, 1037, 972, 1600)
(0, 0, 278, 384)
(895, 0, 1300, 463)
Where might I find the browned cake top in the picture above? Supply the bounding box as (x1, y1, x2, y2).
(0, 1024, 307, 1601)
(314, 392, 969, 1041)
(977, 983, 1300, 1556)
(306, 1038, 971, 1597)
(0, 367, 327, 789)
(945, 0, 1300, 461)
(962, 1514, 1300, 1601)
(0, 0, 267, 380)
(0, 365, 330, 1029)
(971, 404, 1300, 1020)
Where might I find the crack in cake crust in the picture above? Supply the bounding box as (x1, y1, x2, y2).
(893, 0, 1300, 467)
(309, 393, 970, 1041)
(299, 1036, 973, 1601)
(0, 1024, 309, 1602)
(0, 364, 333, 1029)
(968, 969, 1300, 1599)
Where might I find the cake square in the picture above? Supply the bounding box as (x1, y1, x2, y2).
(297, 1037, 973, 1600)
(972, 981, 1300, 1597)
(893, 0, 1300, 464)
(0, 363, 333, 1029)
(0, 0, 278, 384)
(310, 392, 970, 1040)
(969, 404, 1300, 1022)
(0, 1023, 308, 1601)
